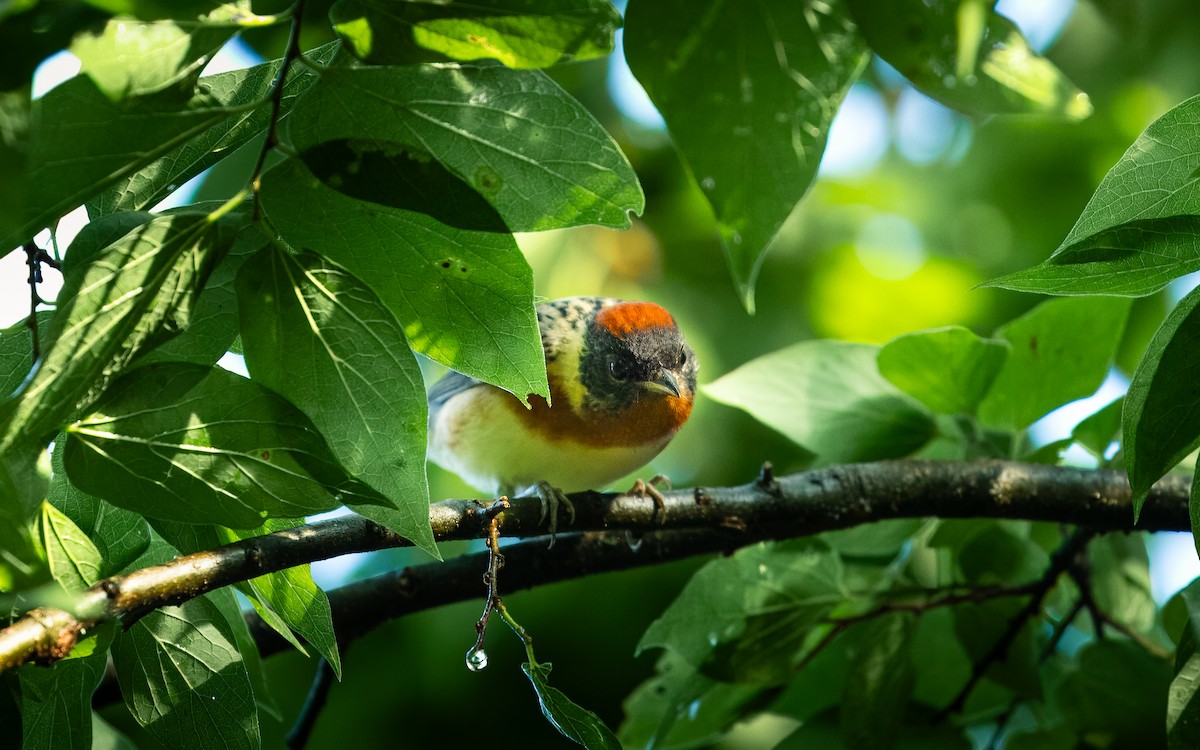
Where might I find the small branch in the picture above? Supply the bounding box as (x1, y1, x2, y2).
(285, 657, 335, 750)
(934, 528, 1097, 722)
(21, 241, 56, 362)
(249, 0, 309, 220)
(0, 461, 1190, 674)
(466, 499, 509, 671)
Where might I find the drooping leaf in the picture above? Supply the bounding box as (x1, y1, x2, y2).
(625, 0, 867, 310)
(0, 211, 236, 453)
(88, 41, 340, 216)
(638, 540, 847, 676)
(1125, 286, 1200, 513)
(331, 0, 622, 68)
(521, 661, 622, 750)
(877, 326, 1009, 415)
(704, 341, 936, 462)
(63, 363, 364, 528)
(17, 625, 114, 750)
(259, 155, 546, 404)
(976, 297, 1130, 429)
(286, 64, 644, 232)
(1089, 534, 1155, 634)
(237, 245, 434, 555)
(847, 0, 1091, 120)
(113, 596, 260, 750)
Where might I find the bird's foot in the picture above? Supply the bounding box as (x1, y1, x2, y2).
(532, 480, 575, 542)
(627, 474, 671, 522)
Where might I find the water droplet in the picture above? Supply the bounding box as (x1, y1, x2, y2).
(707, 632, 719, 647)
(757, 563, 767, 575)
(700, 176, 716, 190)
(687, 699, 702, 719)
(730, 231, 743, 246)
(466, 648, 488, 671)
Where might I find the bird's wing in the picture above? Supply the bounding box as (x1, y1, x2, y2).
(427, 370, 484, 427)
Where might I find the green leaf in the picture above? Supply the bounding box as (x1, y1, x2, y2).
(1125, 285, 1200, 512)
(286, 64, 643, 232)
(48, 433, 150, 576)
(38, 501, 102, 593)
(976, 297, 1130, 429)
(1071, 396, 1123, 458)
(88, 41, 339, 216)
(704, 341, 936, 462)
(0, 211, 236, 453)
(114, 595, 260, 750)
(625, 0, 867, 310)
(0, 446, 50, 585)
(877, 326, 1010, 415)
(840, 614, 914, 748)
(92, 713, 137, 750)
(138, 224, 265, 367)
(986, 216, 1200, 297)
(17, 625, 114, 750)
(71, 10, 239, 100)
(4, 75, 244, 250)
(219, 521, 342, 678)
(638, 540, 846, 673)
(1089, 533, 1155, 634)
(847, 0, 1090, 120)
(1171, 585, 1200, 750)
(521, 661, 621, 750)
(237, 245, 435, 555)
(1055, 641, 1170, 747)
(259, 155, 546, 404)
(63, 363, 364, 528)
(331, 0, 622, 68)
(0, 312, 52, 399)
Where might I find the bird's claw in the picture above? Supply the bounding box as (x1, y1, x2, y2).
(533, 480, 575, 544)
(628, 474, 670, 522)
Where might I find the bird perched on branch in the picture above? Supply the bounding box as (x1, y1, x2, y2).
(427, 296, 698, 531)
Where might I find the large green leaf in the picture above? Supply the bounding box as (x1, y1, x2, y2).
(638, 540, 846, 676)
(1125, 286, 1200, 513)
(0, 212, 236, 453)
(976, 297, 1130, 429)
(114, 595, 260, 750)
(847, 0, 1090, 119)
(331, 0, 621, 68)
(625, 0, 867, 310)
(992, 95, 1200, 296)
(17, 626, 114, 750)
(237, 245, 435, 555)
(522, 661, 622, 749)
(63, 363, 363, 528)
(286, 64, 643, 232)
(4, 76, 243, 250)
(704, 341, 936, 462)
(88, 41, 340, 217)
(1170, 581, 1200, 749)
(71, 4, 244, 100)
(877, 326, 1009, 416)
(259, 155, 546, 403)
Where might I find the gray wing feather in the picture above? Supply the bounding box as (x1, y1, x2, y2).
(427, 371, 484, 427)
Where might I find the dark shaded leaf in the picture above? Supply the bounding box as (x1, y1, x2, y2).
(521, 661, 621, 749)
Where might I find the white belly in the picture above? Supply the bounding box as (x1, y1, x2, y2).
(428, 387, 672, 495)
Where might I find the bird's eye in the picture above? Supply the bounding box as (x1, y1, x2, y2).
(677, 346, 688, 368)
(608, 356, 632, 381)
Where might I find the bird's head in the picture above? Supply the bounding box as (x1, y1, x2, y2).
(576, 301, 698, 416)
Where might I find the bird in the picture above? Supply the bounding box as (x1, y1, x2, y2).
(427, 296, 698, 532)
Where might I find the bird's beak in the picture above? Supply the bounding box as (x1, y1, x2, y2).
(641, 369, 682, 398)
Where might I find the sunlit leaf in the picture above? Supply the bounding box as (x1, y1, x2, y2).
(625, 0, 867, 310)
(286, 64, 643, 232)
(877, 326, 1009, 415)
(704, 341, 935, 462)
(332, 0, 621, 68)
(847, 0, 1091, 119)
(259, 155, 546, 404)
(977, 297, 1130, 429)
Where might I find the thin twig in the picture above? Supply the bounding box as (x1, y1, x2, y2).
(249, 0, 310, 220)
(285, 657, 336, 749)
(934, 528, 1097, 722)
(466, 499, 509, 670)
(22, 242, 44, 361)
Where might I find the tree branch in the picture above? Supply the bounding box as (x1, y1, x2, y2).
(0, 460, 1190, 675)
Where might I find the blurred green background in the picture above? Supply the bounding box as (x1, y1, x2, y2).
(15, 0, 1183, 745)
